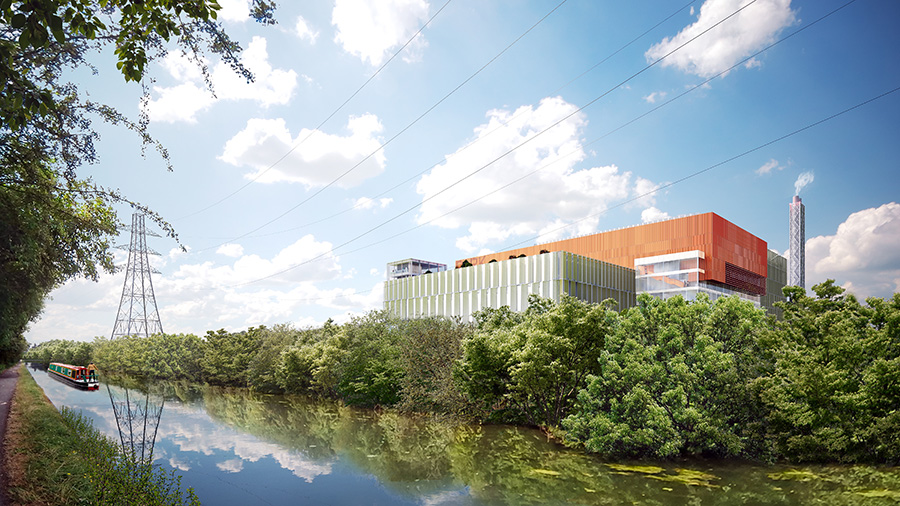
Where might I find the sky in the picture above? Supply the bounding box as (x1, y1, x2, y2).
(25, 0, 900, 344)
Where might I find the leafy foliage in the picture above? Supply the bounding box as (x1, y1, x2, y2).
(1, 0, 278, 365)
(1, 142, 116, 364)
(753, 281, 900, 462)
(563, 293, 768, 459)
(200, 327, 264, 386)
(27, 282, 900, 464)
(457, 295, 617, 426)
(397, 316, 473, 414)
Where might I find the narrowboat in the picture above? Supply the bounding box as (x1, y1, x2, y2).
(48, 362, 99, 390)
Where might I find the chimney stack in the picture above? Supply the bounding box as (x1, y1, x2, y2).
(789, 195, 805, 288)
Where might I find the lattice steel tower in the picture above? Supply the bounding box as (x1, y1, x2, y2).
(111, 213, 163, 338)
(789, 195, 805, 288)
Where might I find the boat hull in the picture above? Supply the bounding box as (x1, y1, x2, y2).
(48, 370, 99, 390)
(47, 362, 100, 390)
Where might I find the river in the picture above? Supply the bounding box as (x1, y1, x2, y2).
(29, 366, 900, 505)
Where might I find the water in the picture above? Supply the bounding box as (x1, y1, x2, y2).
(30, 367, 900, 505)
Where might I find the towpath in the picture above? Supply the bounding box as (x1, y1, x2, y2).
(0, 364, 20, 506)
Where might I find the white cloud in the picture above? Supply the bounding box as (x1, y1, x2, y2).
(24, 235, 386, 344)
(806, 203, 900, 299)
(641, 207, 671, 223)
(415, 96, 656, 253)
(643, 91, 668, 104)
(353, 197, 393, 210)
(219, 115, 386, 188)
(145, 37, 298, 123)
(332, 0, 430, 66)
(646, 0, 797, 78)
(295, 15, 320, 43)
(216, 243, 244, 258)
(632, 177, 665, 208)
(756, 158, 783, 175)
(216, 0, 251, 23)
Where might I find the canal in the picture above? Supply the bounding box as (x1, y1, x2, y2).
(30, 367, 900, 505)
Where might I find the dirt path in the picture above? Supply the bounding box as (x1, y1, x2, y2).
(0, 364, 20, 506)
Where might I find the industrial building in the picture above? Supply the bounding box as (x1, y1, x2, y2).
(384, 213, 788, 320)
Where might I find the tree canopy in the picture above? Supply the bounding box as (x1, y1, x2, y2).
(1, 0, 276, 362)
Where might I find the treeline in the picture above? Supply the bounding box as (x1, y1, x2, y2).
(25, 280, 900, 463)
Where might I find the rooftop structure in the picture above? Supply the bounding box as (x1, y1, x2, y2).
(387, 258, 447, 280)
(385, 213, 786, 320)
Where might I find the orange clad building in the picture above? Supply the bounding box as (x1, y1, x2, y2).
(455, 213, 768, 296)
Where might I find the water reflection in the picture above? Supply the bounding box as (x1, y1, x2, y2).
(30, 371, 900, 506)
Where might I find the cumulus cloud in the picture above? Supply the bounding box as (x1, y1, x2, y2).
(216, 0, 251, 23)
(756, 158, 783, 175)
(643, 91, 668, 104)
(295, 15, 320, 43)
(794, 170, 814, 195)
(415, 96, 658, 253)
(806, 203, 900, 299)
(641, 207, 671, 223)
(332, 0, 430, 65)
(216, 243, 244, 258)
(646, 0, 797, 78)
(144, 37, 298, 123)
(219, 114, 386, 188)
(25, 235, 385, 343)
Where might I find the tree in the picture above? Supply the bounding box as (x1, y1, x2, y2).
(200, 327, 264, 386)
(456, 295, 618, 427)
(1, 0, 276, 360)
(0, 142, 116, 364)
(753, 281, 900, 462)
(397, 316, 473, 414)
(563, 293, 769, 459)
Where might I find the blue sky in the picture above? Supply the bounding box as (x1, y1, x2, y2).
(26, 0, 900, 344)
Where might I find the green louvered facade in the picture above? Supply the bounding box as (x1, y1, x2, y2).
(762, 250, 787, 318)
(384, 251, 635, 320)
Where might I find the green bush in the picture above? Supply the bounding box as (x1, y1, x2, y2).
(563, 293, 768, 459)
(200, 327, 264, 386)
(247, 324, 303, 392)
(457, 295, 617, 427)
(397, 317, 473, 414)
(753, 282, 900, 462)
(275, 312, 404, 407)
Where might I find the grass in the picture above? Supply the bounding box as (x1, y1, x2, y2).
(5, 364, 93, 505)
(4, 365, 200, 506)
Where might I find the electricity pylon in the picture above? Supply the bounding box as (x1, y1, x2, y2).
(108, 213, 166, 469)
(111, 213, 163, 338)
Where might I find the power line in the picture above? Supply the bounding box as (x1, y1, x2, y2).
(509, 87, 900, 249)
(178, 0, 455, 221)
(222, 0, 765, 287)
(233, 82, 900, 295)
(196, 0, 699, 245)
(195, 0, 571, 253)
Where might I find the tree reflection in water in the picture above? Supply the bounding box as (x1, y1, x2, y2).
(92, 377, 900, 506)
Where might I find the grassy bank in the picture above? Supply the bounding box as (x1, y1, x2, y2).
(5, 365, 93, 505)
(4, 366, 199, 505)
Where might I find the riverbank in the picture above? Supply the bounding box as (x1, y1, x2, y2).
(24, 285, 900, 464)
(3, 364, 93, 505)
(3, 367, 199, 506)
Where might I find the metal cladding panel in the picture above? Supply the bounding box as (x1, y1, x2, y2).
(456, 213, 767, 292)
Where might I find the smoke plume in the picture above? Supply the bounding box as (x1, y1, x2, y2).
(794, 171, 814, 195)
